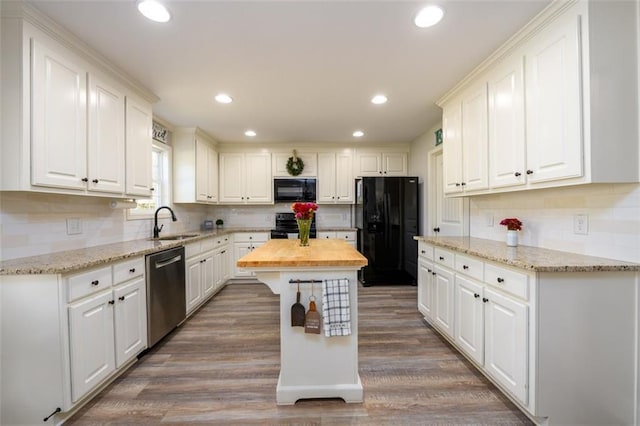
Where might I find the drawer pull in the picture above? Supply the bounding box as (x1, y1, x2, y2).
(514, 172, 521, 177)
(108, 300, 115, 305)
(129, 268, 136, 273)
(497, 277, 505, 283)
(463, 265, 469, 270)
(439, 256, 445, 261)
(482, 297, 489, 303)
(474, 293, 480, 298)
(91, 280, 99, 286)
(118, 296, 125, 301)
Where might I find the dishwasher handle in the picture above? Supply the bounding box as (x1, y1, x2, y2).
(155, 255, 182, 269)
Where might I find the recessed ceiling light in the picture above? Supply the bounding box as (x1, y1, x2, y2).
(371, 94, 388, 105)
(414, 5, 444, 28)
(353, 130, 364, 138)
(245, 130, 257, 137)
(214, 93, 233, 104)
(137, 0, 171, 23)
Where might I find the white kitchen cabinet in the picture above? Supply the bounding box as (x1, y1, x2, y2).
(273, 152, 317, 177)
(488, 55, 526, 189)
(219, 153, 272, 204)
(88, 74, 126, 194)
(185, 256, 204, 314)
(173, 128, 219, 204)
(316, 230, 357, 248)
(438, 0, 639, 196)
(417, 258, 434, 319)
(185, 237, 227, 316)
(124, 96, 153, 197)
(68, 289, 116, 402)
(454, 274, 484, 365)
(113, 277, 146, 368)
(233, 232, 269, 278)
(432, 264, 455, 340)
(1, 11, 157, 198)
(317, 151, 354, 204)
(31, 38, 88, 191)
(354, 151, 407, 177)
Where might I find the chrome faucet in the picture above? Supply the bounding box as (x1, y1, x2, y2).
(153, 206, 177, 238)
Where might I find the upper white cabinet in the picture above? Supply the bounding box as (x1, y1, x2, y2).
(317, 151, 354, 204)
(442, 82, 489, 195)
(1, 7, 157, 198)
(173, 128, 219, 204)
(438, 0, 639, 196)
(219, 152, 272, 204)
(354, 151, 407, 177)
(273, 152, 317, 177)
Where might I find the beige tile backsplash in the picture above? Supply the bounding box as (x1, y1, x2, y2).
(469, 183, 640, 263)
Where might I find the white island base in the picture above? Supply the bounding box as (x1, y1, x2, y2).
(256, 268, 363, 405)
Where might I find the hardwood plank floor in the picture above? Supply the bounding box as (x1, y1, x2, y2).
(68, 283, 532, 425)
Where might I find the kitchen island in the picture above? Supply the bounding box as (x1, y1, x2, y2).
(237, 239, 368, 405)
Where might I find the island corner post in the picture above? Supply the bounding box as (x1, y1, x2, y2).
(236, 239, 368, 405)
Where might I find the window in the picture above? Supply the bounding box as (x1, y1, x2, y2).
(127, 141, 172, 219)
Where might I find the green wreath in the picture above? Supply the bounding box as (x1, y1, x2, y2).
(286, 152, 304, 176)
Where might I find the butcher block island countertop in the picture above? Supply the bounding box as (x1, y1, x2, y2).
(237, 238, 367, 406)
(236, 239, 368, 269)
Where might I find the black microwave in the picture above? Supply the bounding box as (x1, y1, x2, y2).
(274, 178, 316, 202)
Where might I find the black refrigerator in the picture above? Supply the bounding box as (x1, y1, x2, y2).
(354, 176, 419, 286)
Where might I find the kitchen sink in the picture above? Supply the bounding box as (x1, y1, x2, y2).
(156, 233, 200, 241)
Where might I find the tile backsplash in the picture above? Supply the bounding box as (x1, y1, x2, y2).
(469, 183, 640, 263)
(0, 193, 352, 261)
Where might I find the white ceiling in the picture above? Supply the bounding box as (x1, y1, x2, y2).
(28, 0, 551, 145)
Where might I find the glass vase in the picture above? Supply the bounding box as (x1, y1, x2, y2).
(297, 219, 311, 247)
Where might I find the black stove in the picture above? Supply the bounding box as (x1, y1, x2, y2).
(271, 212, 317, 239)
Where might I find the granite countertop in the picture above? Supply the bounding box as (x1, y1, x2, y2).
(414, 236, 640, 273)
(237, 239, 367, 268)
(0, 228, 272, 275)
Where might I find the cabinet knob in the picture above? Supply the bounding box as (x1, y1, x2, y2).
(497, 277, 504, 283)
(461, 182, 466, 186)
(379, 171, 383, 175)
(129, 268, 136, 273)
(427, 269, 432, 273)
(118, 296, 125, 301)
(455, 183, 461, 187)
(421, 250, 425, 254)
(439, 256, 445, 261)
(526, 170, 534, 175)
(247, 197, 250, 200)
(108, 300, 115, 305)
(150, 187, 155, 191)
(81, 178, 89, 182)
(482, 297, 489, 303)
(463, 265, 469, 270)
(474, 293, 480, 298)
(221, 250, 226, 254)
(433, 227, 440, 233)
(431, 272, 436, 276)
(92, 179, 99, 184)
(514, 172, 521, 177)
(91, 280, 99, 286)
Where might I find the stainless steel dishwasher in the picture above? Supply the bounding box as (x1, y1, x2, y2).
(146, 246, 186, 347)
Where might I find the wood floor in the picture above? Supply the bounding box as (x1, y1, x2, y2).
(68, 283, 532, 425)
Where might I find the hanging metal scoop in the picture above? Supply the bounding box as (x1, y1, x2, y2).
(291, 282, 306, 327)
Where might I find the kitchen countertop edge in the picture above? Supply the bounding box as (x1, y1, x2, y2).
(414, 236, 640, 272)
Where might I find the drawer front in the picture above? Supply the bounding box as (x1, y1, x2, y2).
(200, 238, 216, 253)
(335, 231, 356, 241)
(212, 235, 231, 249)
(67, 266, 113, 302)
(434, 248, 455, 269)
(113, 258, 144, 284)
(418, 241, 433, 260)
(234, 232, 269, 243)
(455, 254, 484, 281)
(317, 232, 335, 239)
(185, 242, 201, 259)
(485, 263, 529, 301)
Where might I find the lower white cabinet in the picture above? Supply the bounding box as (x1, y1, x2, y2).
(454, 274, 484, 365)
(432, 264, 455, 340)
(417, 258, 434, 318)
(233, 232, 269, 278)
(316, 230, 357, 249)
(113, 278, 147, 367)
(185, 236, 231, 316)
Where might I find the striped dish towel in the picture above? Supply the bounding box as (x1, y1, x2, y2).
(322, 279, 351, 337)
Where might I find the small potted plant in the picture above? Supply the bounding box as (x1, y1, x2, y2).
(215, 219, 224, 229)
(500, 217, 522, 247)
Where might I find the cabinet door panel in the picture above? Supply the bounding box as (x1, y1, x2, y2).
(442, 103, 463, 194)
(525, 14, 583, 183)
(202, 253, 215, 297)
(233, 244, 252, 277)
(113, 278, 147, 367)
(418, 259, 434, 319)
(31, 39, 87, 190)
(195, 140, 209, 202)
(317, 153, 337, 203)
(334, 152, 354, 202)
(186, 259, 203, 313)
(433, 265, 455, 339)
(125, 97, 153, 196)
(68, 290, 115, 402)
(484, 287, 528, 404)
(454, 275, 484, 364)
(356, 152, 381, 176)
(382, 153, 407, 176)
(489, 57, 526, 189)
(219, 153, 245, 203)
(88, 74, 125, 194)
(461, 85, 489, 191)
(207, 148, 218, 202)
(245, 153, 272, 203)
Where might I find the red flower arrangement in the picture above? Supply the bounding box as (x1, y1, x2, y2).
(500, 217, 522, 231)
(291, 202, 318, 220)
